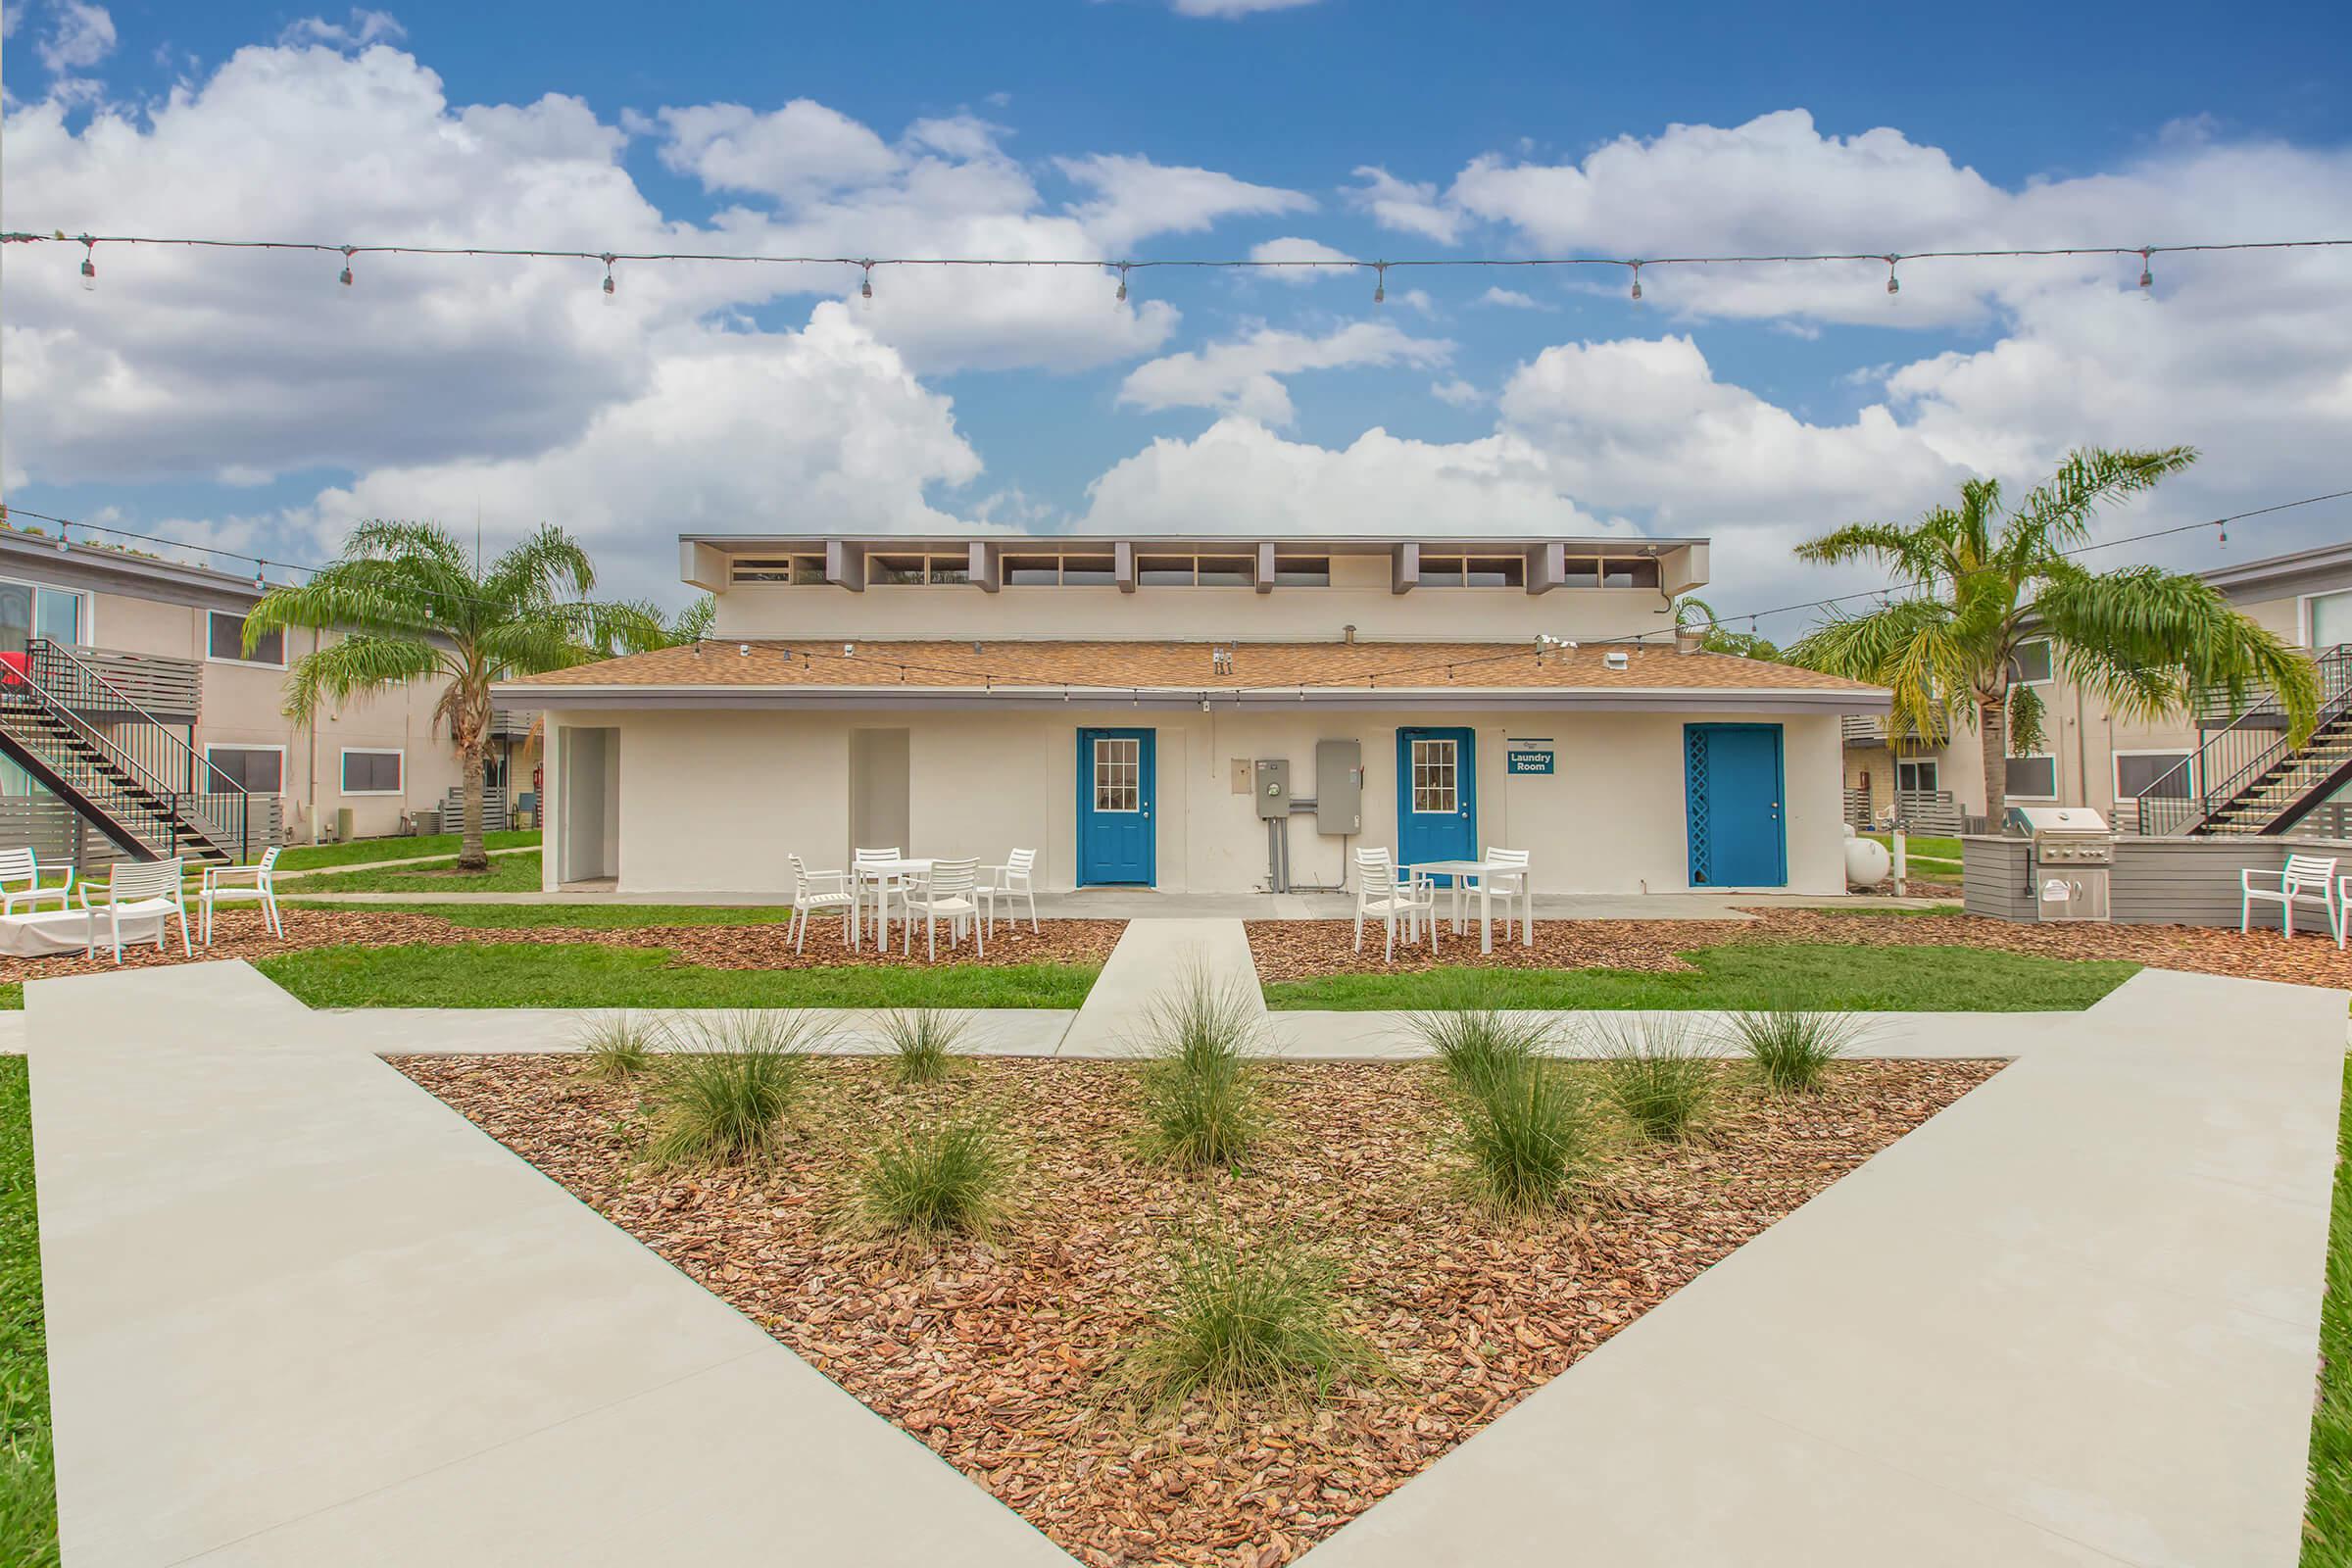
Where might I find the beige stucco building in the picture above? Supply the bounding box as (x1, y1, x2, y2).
(1841, 540, 2352, 833)
(508, 532, 1890, 900)
(0, 525, 528, 858)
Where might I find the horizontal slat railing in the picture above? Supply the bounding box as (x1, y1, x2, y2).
(57, 645, 202, 721)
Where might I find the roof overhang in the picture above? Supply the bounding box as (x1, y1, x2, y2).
(498, 681, 1888, 716)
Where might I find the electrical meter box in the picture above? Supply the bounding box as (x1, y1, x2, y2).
(1314, 739, 1362, 835)
(1253, 759, 1291, 819)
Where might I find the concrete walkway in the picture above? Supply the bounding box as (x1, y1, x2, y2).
(1056, 914, 1266, 1054)
(1300, 968, 2346, 1568)
(29, 962, 1066, 1568)
(25, 955, 2346, 1565)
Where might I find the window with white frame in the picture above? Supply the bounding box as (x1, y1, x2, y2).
(208, 609, 284, 665)
(0, 578, 88, 651)
(2309, 589, 2352, 653)
(1895, 759, 1939, 794)
(2115, 751, 2192, 802)
(1092, 737, 1139, 811)
(2004, 754, 2058, 799)
(340, 748, 404, 795)
(2009, 637, 2054, 685)
(205, 745, 284, 794)
(1410, 738, 1459, 813)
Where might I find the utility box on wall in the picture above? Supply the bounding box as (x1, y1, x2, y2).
(1253, 759, 1291, 819)
(1314, 739, 1362, 835)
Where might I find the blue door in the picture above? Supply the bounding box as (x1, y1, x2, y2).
(1078, 728, 1155, 885)
(1686, 724, 1787, 887)
(1396, 727, 1477, 880)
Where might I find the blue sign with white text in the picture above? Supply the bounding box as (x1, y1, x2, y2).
(1507, 748, 1554, 775)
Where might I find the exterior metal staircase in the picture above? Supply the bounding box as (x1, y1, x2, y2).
(0, 639, 257, 864)
(2132, 645, 2352, 837)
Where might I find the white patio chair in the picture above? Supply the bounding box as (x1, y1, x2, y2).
(787, 854, 855, 955)
(2242, 853, 2340, 941)
(852, 846, 904, 950)
(0, 847, 73, 915)
(199, 846, 283, 946)
(979, 848, 1039, 936)
(905, 857, 982, 960)
(1353, 847, 1437, 962)
(1481, 846, 1534, 945)
(80, 858, 191, 963)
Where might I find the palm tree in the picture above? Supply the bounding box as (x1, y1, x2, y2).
(1674, 595, 1784, 662)
(1788, 447, 2316, 823)
(247, 520, 663, 870)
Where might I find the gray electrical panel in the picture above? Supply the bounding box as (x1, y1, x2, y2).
(1313, 739, 1362, 835)
(1253, 759, 1291, 819)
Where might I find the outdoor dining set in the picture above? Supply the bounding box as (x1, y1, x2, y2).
(0, 845, 284, 963)
(787, 848, 1039, 958)
(1352, 845, 1535, 960)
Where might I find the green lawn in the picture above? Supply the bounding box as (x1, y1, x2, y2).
(273, 830, 539, 873)
(1261, 942, 2138, 1012)
(289, 851, 545, 895)
(2305, 1055, 2352, 1565)
(0, 1059, 57, 1567)
(258, 942, 1100, 1009)
(279, 901, 793, 930)
(1863, 832, 1965, 874)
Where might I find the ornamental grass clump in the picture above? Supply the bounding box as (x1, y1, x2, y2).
(1593, 1015, 1715, 1142)
(576, 1010, 665, 1083)
(1134, 972, 1264, 1171)
(645, 1011, 818, 1167)
(1125, 1230, 1374, 1408)
(875, 1006, 967, 1086)
(857, 1120, 1007, 1241)
(1458, 1058, 1595, 1214)
(1729, 1009, 1866, 1095)
(1409, 1004, 1556, 1102)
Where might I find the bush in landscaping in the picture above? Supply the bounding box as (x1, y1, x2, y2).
(1592, 1015, 1714, 1142)
(575, 1011, 666, 1082)
(1125, 1230, 1373, 1407)
(857, 1120, 1008, 1241)
(645, 1011, 818, 1167)
(874, 1007, 967, 1086)
(1458, 1058, 1595, 1213)
(1409, 1004, 1557, 1102)
(1134, 973, 1263, 1171)
(1728, 1009, 1867, 1095)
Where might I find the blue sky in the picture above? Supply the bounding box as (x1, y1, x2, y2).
(3, 0, 2348, 626)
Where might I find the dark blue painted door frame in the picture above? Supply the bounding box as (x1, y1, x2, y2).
(1685, 722, 1787, 888)
(1077, 727, 1155, 886)
(1396, 726, 1477, 880)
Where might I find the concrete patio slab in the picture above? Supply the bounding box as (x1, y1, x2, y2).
(29, 961, 1069, 1568)
(1296, 968, 2346, 1568)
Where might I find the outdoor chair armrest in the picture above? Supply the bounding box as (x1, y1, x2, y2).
(2241, 867, 2278, 893)
(204, 864, 267, 889)
(805, 867, 849, 890)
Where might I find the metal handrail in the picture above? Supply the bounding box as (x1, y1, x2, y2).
(2133, 644, 2352, 835)
(1, 639, 254, 858)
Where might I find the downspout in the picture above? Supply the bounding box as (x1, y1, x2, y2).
(307, 626, 321, 843)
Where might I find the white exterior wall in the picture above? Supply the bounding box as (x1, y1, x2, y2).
(541, 705, 1846, 899)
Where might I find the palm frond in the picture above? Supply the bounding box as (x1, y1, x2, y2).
(280, 634, 444, 724)
(667, 595, 716, 644)
(2008, 446, 2198, 551)
(482, 523, 598, 609)
(2034, 564, 2319, 739)
(1787, 598, 1970, 744)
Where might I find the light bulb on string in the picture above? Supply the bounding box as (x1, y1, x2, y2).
(77, 235, 95, 292)
(602, 254, 616, 302)
(338, 246, 355, 291)
(1115, 263, 1130, 303)
(1884, 255, 1900, 298)
(2137, 248, 2153, 292)
(858, 261, 874, 301)
(1372, 263, 1387, 306)
(1629, 262, 1643, 303)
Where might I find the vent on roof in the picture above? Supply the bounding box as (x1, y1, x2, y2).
(1210, 646, 1234, 675)
(1603, 649, 1631, 672)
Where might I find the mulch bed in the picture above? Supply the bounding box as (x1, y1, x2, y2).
(1247, 906, 2352, 993)
(0, 907, 1125, 989)
(394, 1053, 2001, 1567)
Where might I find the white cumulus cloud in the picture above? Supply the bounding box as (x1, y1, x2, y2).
(1118, 320, 1452, 425)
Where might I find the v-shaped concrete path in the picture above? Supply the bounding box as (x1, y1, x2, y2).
(25, 956, 2347, 1566)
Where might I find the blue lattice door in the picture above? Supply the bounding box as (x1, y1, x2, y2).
(1685, 724, 1786, 887)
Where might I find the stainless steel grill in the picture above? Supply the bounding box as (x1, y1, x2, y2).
(2003, 805, 2114, 921)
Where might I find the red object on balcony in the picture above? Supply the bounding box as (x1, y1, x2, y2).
(0, 652, 28, 687)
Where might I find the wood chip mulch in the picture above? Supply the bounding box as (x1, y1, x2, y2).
(1246, 906, 2352, 993)
(393, 1053, 2002, 1567)
(0, 907, 1125, 988)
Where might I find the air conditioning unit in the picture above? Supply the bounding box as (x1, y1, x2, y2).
(1603, 649, 1631, 671)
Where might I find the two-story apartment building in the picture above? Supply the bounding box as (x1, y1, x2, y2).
(0, 524, 534, 861)
(504, 531, 1891, 899)
(1842, 539, 2352, 835)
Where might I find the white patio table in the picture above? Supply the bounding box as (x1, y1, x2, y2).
(852, 857, 933, 951)
(1403, 858, 1533, 955)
